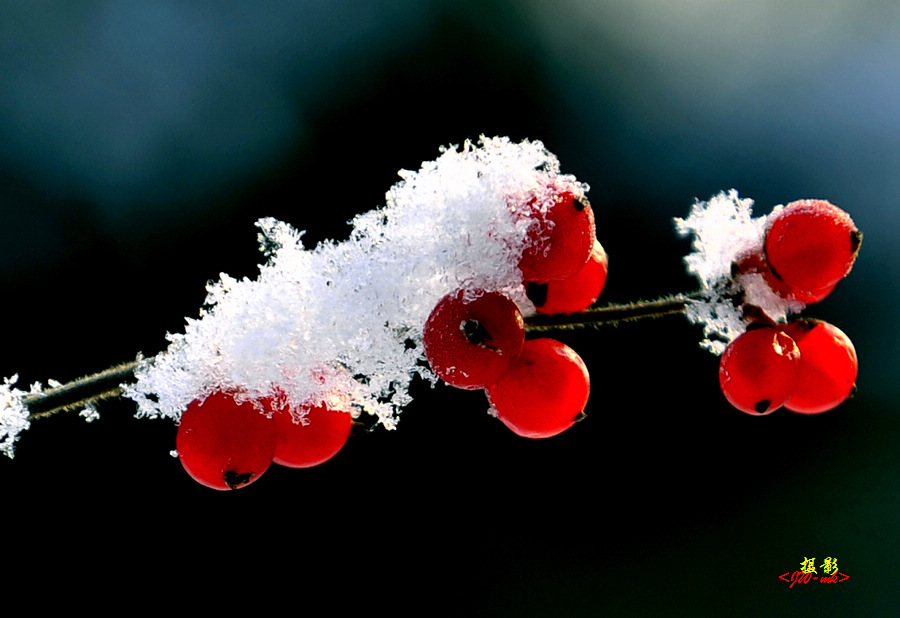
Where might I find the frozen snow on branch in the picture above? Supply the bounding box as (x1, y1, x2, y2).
(674, 190, 803, 354)
(1, 375, 31, 458)
(124, 136, 587, 429)
(675, 190, 762, 290)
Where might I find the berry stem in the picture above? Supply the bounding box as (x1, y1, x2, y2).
(22, 291, 704, 421)
(23, 361, 140, 421)
(524, 290, 704, 332)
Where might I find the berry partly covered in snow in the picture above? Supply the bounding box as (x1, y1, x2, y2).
(267, 398, 354, 468)
(518, 191, 596, 283)
(176, 391, 277, 490)
(423, 289, 525, 390)
(764, 199, 860, 292)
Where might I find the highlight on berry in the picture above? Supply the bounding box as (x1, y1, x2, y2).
(0, 138, 861, 490)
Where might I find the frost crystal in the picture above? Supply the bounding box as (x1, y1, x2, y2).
(124, 136, 588, 429)
(674, 190, 803, 355)
(0, 375, 30, 458)
(79, 403, 100, 423)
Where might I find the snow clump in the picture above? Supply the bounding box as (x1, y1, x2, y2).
(123, 136, 588, 429)
(0, 376, 30, 458)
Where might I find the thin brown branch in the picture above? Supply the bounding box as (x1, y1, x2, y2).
(24, 361, 140, 421)
(524, 290, 703, 332)
(23, 291, 705, 421)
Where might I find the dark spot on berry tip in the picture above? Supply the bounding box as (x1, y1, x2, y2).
(462, 319, 489, 344)
(849, 383, 858, 399)
(224, 470, 254, 489)
(754, 400, 770, 414)
(574, 196, 588, 211)
(850, 229, 863, 253)
(526, 282, 548, 307)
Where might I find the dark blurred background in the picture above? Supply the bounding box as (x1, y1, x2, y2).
(3, 1, 898, 615)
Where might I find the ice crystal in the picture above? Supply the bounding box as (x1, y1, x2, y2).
(674, 190, 803, 354)
(79, 403, 100, 423)
(124, 136, 588, 429)
(0, 375, 30, 458)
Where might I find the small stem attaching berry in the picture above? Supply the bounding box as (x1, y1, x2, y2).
(524, 291, 705, 332)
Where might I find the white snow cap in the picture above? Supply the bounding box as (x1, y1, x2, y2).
(674, 189, 804, 354)
(124, 136, 588, 429)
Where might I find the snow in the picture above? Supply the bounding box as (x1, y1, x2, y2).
(674, 189, 804, 354)
(0, 375, 30, 458)
(79, 403, 101, 423)
(123, 136, 588, 429)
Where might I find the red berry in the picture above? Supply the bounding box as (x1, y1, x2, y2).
(781, 281, 838, 305)
(718, 327, 801, 415)
(528, 240, 608, 315)
(486, 338, 590, 438)
(519, 191, 597, 282)
(176, 391, 277, 490)
(764, 199, 861, 292)
(423, 289, 525, 390)
(266, 399, 353, 468)
(781, 320, 858, 414)
(733, 250, 837, 305)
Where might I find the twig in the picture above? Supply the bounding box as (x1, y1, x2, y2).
(524, 290, 703, 332)
(23, 291, 704, 420)
(23, 361, 140, 421)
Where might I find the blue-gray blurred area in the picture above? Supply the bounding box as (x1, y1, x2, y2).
(3, 2, 899, 615)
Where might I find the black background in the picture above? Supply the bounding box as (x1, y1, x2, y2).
(3, 2, 898, 615)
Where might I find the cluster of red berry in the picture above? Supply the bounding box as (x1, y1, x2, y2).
(422, 191, 608, 438)
(167, 194, 861, 489)
(719, 200, 861, 416)
(176, 390, 353, 490)
(0, 136, 867, 490)
(172, 187, 609, 489)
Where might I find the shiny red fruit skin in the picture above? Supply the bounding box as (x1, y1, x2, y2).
(486, 338, 590, 438)
(423, 289, 525, 390)
(176, 391, 277, 490)
(519, 192, 597, 283)
(529, 240, 608, 315)
(718, 327, 801, 415)
(782, 320, 858, 414)
(733, 250, 837, 305)
(764, 199, 860, 292)
(267, 400, 353, 468)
